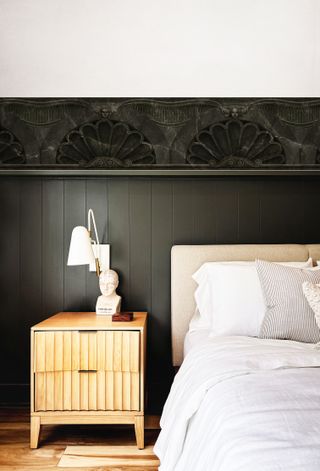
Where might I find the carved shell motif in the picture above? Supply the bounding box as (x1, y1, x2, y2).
(57, 119, 155, 167)
(0, 126, 25, 164)
(187, 119, 285, 167)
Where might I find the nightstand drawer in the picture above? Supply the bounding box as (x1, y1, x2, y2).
(34, 369, 140, 411)
(34, 330, 140, 373)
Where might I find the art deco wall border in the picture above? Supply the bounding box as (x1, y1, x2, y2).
(1, 98, 320, 175)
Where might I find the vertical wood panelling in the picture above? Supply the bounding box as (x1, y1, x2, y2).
(2, 176, 320, 411)
(42, 179, 64, 315)
(64, 180, 87, 311)
(0, 180, 20, 387)
(151, 180, 173, 326)
(172, 180, 194, 244)
(85, 179, 108, 309)
(108, 179, 130, 308)
(214, 179, 238, 243)
(302, 178, 320, 242)
(20, 180, 42, 384)
(192, 179, 217, 243)
(150, 180, 173, 404)
(260, 179, 304, 243)
(237, 179, 261, 243)
(128, 180, 152, 310)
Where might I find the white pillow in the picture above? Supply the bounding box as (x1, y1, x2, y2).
(191, 258, 313, 337)
(302, 281, 320, 330)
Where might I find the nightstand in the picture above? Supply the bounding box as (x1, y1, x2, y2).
(30, 312, 147, 449)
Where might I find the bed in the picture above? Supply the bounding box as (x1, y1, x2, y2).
(154, 244, 320, 471)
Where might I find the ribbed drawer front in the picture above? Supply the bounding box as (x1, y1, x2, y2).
(34, 330, 140, 372)
(34, 370, 140, 411)
(33, 330, 141, 412)
(96, 331, 140, 372)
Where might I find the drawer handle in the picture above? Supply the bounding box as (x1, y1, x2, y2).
(78, 330, 97, 333)
(78, 369, 97, 373)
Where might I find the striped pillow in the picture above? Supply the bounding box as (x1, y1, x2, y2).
(256, 260, 320, 343)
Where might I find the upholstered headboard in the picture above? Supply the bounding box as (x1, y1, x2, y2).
(171, 244, 320, 366)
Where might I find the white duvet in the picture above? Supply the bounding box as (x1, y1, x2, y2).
(154, 336, 320, 471)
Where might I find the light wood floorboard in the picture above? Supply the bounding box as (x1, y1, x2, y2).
(0, 408, 160, 470)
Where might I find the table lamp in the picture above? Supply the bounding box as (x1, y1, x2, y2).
(67, 208, 102, 275)
(67, 209, 120, 315)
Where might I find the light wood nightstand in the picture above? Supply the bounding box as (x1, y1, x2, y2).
(30, 312, 147, 449)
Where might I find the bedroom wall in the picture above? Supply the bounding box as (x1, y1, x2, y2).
(1, 175, 320, 411)
(1, 0, 320, 96)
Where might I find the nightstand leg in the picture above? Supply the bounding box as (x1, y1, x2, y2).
(134, 416, 144, 449)
(30, 417, 41, 449)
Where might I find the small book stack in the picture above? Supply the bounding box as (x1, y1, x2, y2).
(112, 312, 134, 322)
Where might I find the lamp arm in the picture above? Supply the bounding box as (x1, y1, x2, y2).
(88, 209, 100, 245)
(88, 209, 101, 276)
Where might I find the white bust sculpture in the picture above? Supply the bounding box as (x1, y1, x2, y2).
(96, 269, 121, 315)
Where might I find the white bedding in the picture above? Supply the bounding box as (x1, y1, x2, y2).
(183, 329, 212, 356)
(154, 336, 320, 471)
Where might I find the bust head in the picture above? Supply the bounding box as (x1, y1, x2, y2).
(99, 269, 119, 296)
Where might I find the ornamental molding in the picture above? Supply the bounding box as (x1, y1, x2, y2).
(56, 118, 155, 168)
(0, 125, 25, 164)
(187, 119, 285, 167)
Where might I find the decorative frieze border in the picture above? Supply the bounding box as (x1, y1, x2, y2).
(1, 98, 320, 174)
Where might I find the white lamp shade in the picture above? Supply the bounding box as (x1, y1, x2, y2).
(67, 226, 95, 266)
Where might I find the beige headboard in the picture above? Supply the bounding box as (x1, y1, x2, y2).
(171, 244, 320, 366)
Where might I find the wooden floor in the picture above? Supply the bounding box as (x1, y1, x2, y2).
(0, 408, 160, 470)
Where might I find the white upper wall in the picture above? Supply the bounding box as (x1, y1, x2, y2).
(0, 0, 319, 96)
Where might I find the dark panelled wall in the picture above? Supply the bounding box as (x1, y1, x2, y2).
(1, 175, 320, 412)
